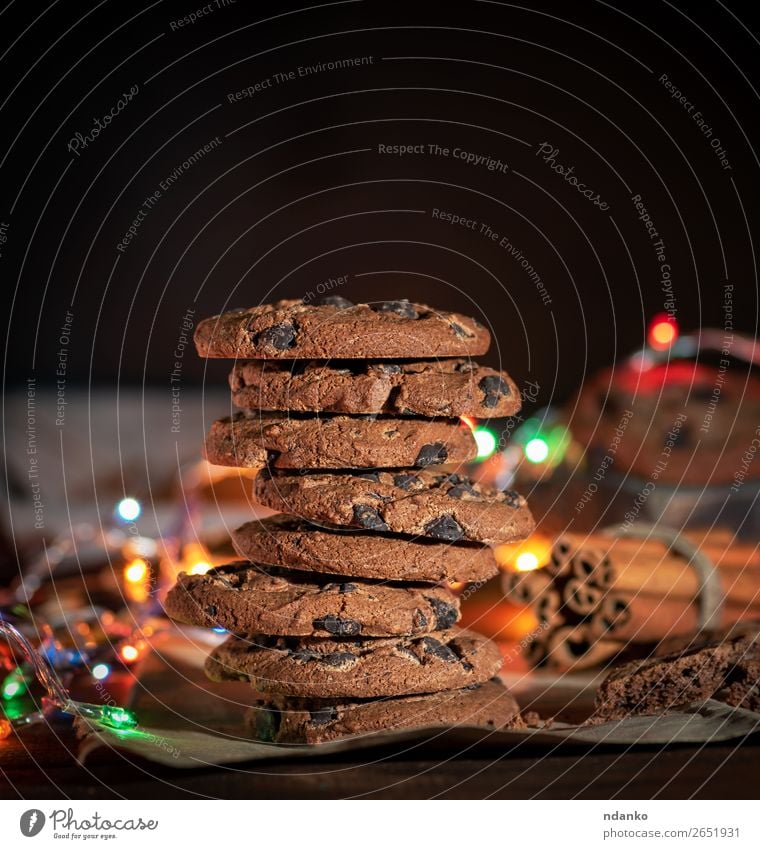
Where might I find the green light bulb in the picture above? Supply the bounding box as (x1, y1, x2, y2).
(2, 669, 28, 702)
(100, 705, 138, 730)
(69, 701, 138, 730)
(525, 437, 550, 463)
(474, 427, 498, 459)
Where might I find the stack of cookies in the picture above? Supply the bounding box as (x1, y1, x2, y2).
(166, 298, 535, 744)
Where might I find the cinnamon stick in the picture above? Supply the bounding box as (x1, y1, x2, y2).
(564, 577, 603, 615)
(542, 624, 620, 672)
(590, 591, 760, 643)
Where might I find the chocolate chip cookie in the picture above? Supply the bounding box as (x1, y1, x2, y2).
(253, 470, 534, 545)
(229, 359, 520, 417)
(591, 629, 760, 722)
(164, 561, 460, 638)
(245, 679, 522, 743)
(204, 412, 476, 470)
(232, 516, 499, 583)
(205, 627, 503, 698)
(194, 299, 490, 360)
(573, 362, 760, 486)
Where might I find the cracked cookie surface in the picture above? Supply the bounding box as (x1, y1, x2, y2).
(229, 358, 520, 417)
(245, 679, 522, 743)
(232, 515, 499, 583)
(204, 412, 476, 470)
(164, 561, 459, 638)
(194, 298, 491, 359)
(205, 627, 503, 698)
(253, 469, 534, 545)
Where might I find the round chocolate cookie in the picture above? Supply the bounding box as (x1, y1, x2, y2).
(194, 299, 490, 360)
(229, 358, 520, 418)
(253, 470, 535, 546)
(205, 627, 503, 698)
(572, 362, 760, 486)
(164, 561, 460, 638)
(204, 412, 476, 470)
(232, 516, 500, 583)
(245, 680, 522, 744)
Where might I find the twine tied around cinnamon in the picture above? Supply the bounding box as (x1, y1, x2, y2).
(602, 524, 724, 632)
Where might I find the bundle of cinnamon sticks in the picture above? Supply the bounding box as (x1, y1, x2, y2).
(504, 529, 760, 672)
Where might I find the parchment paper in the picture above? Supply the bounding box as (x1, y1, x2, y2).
(75, 631, 760, 769)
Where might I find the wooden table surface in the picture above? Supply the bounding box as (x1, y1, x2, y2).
(2, 719, 759, 799)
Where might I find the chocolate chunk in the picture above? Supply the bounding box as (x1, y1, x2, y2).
(422, 637, 458, 662)
(375, 363, 402, 374)
(254, 707, 282, 742)
(339, 583, 358, 594)
(414, 442, 449, 467)
(320, 651, 358, 667)
(426, 596, 458, 629)
(352, 504, 390, 531)
(309, 706, 338, 725)
(291, 648, 319, 662)
(320, 295, 354, 309)
(413, 609, 429, 629)
(358, 471, 381, 482)
(454, 361, 477, 373)
(447, 481, 477, 499)
(370, 299, 419, 319)
(450, 322, 471, 338)
(205, 604, 218, 617)
(479, 375, 511, 408)
(436, 472, 464, 484)
(257, 322, 297, 350)
(313, 615, 362, 636)
(502, 490, 523, 508)
(425, 515, 465, 541)
(393, 473, 417, 490)
(395, 645, 422, 664)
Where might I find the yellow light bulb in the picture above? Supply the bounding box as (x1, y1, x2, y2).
(125, 559, 148, 583)
(515, 552, 540, 572)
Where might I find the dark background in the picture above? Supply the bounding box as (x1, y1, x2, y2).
(2, 0, 759, 404)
